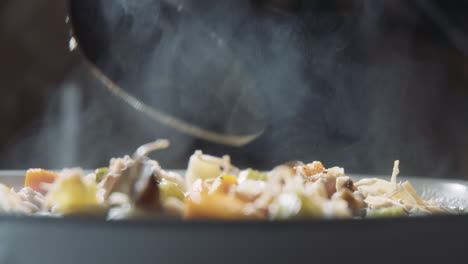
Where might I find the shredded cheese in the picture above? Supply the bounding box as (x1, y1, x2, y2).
(391, 160, 400, 186)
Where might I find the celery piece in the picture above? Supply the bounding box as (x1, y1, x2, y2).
(245, 169, 268, 181)
(367, 206, 407, 218)
(95, 167, 109, 183)
(269, 193, 322, 220)
(159, 180, 185, 201)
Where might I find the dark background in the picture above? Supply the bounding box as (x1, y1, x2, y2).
(1, 0, 468, 178)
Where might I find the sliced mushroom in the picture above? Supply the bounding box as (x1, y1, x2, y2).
(99, 156, 135, 200)
(336, 176, 356, 192)
(132, 159, 162, 210)
(98, 140, 170, 210)
(331, 188, 365, 209)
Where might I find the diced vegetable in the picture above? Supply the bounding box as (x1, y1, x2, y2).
(301, 161, 325, 176)
(269, 192, 323, 220)
(184, 192, 255, 220)
(95, 167, 109, 183)
(24, 169, 59, 195)
(45, 170, 101, 215)
(209, 174, 238, 194)
(185, 151, 222, 186)
(159, 179, 185, 201)
(367, 206, 407, 218)
(238, 169, 268, 182)
(184, 178, 258, 220)
(296, 195, 323, 218)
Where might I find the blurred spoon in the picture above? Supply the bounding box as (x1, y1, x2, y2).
(68, 0, 268, 147)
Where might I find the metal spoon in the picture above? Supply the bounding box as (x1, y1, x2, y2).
(68, 0, 268, 147)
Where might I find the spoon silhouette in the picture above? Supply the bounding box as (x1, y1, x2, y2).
(68, 0, 267, 147)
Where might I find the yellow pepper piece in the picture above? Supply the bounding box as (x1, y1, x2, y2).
(46, 170, 101, 215)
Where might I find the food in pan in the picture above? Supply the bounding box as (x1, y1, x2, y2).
(0, 140, 458, 219)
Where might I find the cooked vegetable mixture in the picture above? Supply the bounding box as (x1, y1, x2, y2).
(0, 140, 454, 219)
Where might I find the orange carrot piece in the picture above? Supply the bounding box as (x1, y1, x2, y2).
(25, 169, 59, 195)
(184, 192, 252, 220)
(209, 174, 238, 194)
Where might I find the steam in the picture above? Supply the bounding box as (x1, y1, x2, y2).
(57, 82, 80, 167)
(1, 0, 467, 178)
